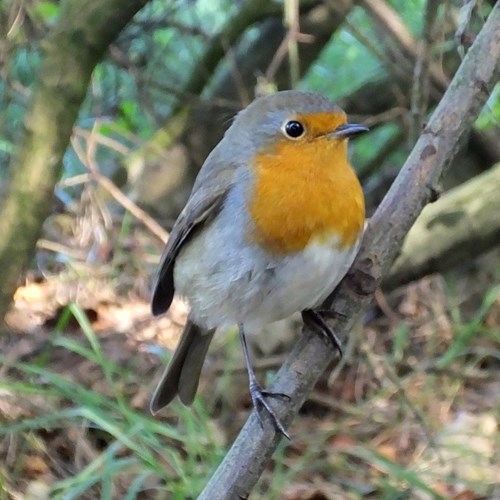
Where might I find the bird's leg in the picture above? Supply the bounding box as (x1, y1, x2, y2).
(238, 324, 290, 439)
(301, 309, 343, 358)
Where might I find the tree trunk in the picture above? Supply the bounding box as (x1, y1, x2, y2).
(0, 0, 148, 327)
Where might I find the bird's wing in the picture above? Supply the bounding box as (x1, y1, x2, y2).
(151, 152, 236, 316)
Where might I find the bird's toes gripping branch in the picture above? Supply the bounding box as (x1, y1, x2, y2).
(301, 308, 343, 358)
(249, 381, 291, 439)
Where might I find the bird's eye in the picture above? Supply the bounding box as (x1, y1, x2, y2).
(283, 120, 305, 139)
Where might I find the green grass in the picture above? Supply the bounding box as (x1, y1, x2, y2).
(1, 280, 499, 498)
(0, 304, 225, 499)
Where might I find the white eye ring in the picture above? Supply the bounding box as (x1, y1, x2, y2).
(282, 120, 305, 139)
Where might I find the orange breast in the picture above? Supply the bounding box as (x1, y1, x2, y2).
(247, 137, 365, 254)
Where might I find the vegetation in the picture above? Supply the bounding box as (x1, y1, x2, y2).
(0, 0, 499, 498)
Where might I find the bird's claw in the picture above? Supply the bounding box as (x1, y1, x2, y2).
(249, 382, 290, 440)
(302, 309, 343, 358)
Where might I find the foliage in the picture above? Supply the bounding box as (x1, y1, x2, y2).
(0, 0, 499, 498)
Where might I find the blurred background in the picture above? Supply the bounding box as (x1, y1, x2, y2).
(0, 0, 499, 498)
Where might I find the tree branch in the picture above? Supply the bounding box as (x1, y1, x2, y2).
(362, 0, 449, 94)
(0, 0, 148, 326)
(182, 0, 279, 101)
(199, 4, 500, 498)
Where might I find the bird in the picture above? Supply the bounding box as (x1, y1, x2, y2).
(149, 90, 367, 437)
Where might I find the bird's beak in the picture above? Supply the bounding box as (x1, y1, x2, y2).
(331, 123, 369, 139)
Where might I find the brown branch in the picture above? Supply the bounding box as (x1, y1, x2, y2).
(0, 0, 148, 326)
(96, 173, 169, 243)
(182, 0, 279, 101)
(363, 0, 418, 57)
(362, 0, 449, 93)
(199, 4, 500, 498)
(264, 1, 315, 85)
(71, 133, 169, 243)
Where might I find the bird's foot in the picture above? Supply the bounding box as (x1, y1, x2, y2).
(313, 308, 347, 321)
(302, 309, 343, 358)
(249, 381, 290, 439)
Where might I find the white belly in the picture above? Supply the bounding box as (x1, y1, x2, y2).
(243, 238, 360, 330)
(174, 215, 361, 331)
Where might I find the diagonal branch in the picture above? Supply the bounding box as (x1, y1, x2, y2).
(199, 4, 500, 499)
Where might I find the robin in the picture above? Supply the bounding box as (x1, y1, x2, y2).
(150, 90, 367, 437)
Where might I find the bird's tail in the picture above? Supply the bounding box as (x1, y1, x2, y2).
(150, 320, 215, 413)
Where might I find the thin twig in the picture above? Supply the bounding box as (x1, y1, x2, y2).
(409, 0, 440, 145)
(362, 0, 448, 94)
(73, 127, 131, 156)
(285, 0, 301, 88)
(264, 7, 313, 84)
(343, 16, 409, 83)
(36, 239, 88, 260)
(351, 106, 407, 128)
(95, 173, 169, 243)
(70, 134, 169, 243)
(363, 0, 418, 56)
